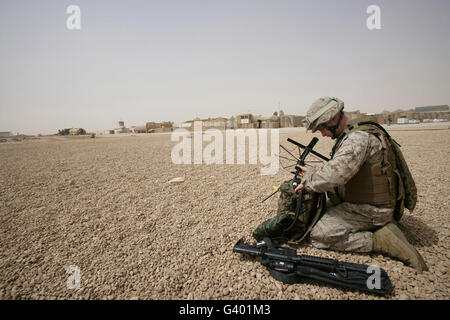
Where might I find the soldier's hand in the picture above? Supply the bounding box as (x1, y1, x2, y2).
(294, 183, 304, 193)
(295, 165, 307, 177)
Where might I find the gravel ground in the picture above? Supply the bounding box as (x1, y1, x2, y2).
(0, 126, 449, 300)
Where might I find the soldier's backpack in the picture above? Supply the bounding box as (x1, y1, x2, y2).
(337, 121, 417, 221)
(253, 180, 326, 244)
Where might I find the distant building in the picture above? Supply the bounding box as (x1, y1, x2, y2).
(227, 117, 237, 129)
(397, 116, 408, 124)
(130, 126, 147, 133)
(0, 132, 12, 137)
(114, 128, 129, 134)
(388, 108, 450, 123)
(180, 122, 192, 128)
(156, 122, 173, 133)
(69, 128, 86, 135)
(280, 115, 304, 127)
(145, 121, 173, 133)
(255, 115, 280, 128)
(237, 114, 256, 128)
(114, 121, 129, 134)
(203, 117, 228, 130)
(180, 117, 229, 130)
(344, 110, 364, 121)
(236, 113, 305, 128)
(146, 122, 161, 131)
(414, 105, 449, 112)
(236, 114, 279, 128)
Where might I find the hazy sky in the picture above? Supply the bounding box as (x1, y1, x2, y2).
(1, 0, 449, 135)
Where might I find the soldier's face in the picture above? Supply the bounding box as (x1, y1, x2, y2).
(317, 125, 333, 138)
(317, 113, 342, 138)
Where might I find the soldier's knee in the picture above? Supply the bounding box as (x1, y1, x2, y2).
(310, 219, 348, 244)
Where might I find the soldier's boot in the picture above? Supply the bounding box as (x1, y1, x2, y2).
(373, 222, 428, 273)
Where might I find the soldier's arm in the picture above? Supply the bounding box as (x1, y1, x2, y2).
(301, 131, 372, 193)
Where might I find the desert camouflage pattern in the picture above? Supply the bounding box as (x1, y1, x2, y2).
(302, 130, 395, 252)
(253, 180, 323, 242)
(390, 138, 417, 216)
(277, 180, 299, 215)
(310, 201, 394, 252)
(252, 213, 303, 242)
(277, 180, 320, 217)
(303, 97, 344, 132)
(302, 131, 385, 192)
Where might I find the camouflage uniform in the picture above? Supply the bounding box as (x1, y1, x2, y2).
(302, 130, 394, 252)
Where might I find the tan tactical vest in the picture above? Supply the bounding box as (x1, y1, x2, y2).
(332, 121, 400, 212)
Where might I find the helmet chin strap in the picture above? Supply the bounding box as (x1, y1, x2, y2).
(322, 111, 343, 139)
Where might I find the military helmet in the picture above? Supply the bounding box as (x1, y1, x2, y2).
(302, 97, 344, 132)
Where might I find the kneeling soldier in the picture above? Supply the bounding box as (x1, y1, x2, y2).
(295, 97, 428, 272)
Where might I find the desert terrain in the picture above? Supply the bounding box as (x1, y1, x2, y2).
(0, 125, 449, 300)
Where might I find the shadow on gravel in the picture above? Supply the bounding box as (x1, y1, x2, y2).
(398, 215, 439, 247)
